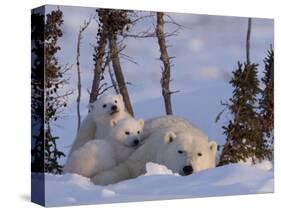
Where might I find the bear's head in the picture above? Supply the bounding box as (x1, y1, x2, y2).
(158, 130, 217, 175)
(110, 118, 145, 148)
(88, 94, 126, 120)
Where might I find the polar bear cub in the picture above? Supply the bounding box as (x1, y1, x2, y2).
(69, 94, 131, 154)
(63, 118, 144, 178)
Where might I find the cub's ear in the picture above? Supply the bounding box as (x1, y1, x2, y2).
(164, 131, 176, 144)
(138, 119, 144, 128)
(110, 120, 118, 128)
(88, 102, 95, 112)
(209, 140, 217, 155)
(118, 94, 123, 100)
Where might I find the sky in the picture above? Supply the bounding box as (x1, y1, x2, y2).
(43, 5, 274, 164)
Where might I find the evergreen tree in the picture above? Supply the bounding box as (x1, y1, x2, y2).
(259, 47, 274, 156)
(44, 9, 68, 174)
(219, 62, 271, 165)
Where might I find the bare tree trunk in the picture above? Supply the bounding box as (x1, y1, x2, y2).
(109, 35, 134, 116)
(76, 19, 91, 133)
(76, 30, 82, 132)
(108, 60, 119, 94)
(89, 27, 107, 103)
(156, 12, 173, 115)
(103, 51, 119, 94)
(246, 18, 252, 65)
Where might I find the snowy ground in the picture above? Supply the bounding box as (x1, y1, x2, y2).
(38, 163, 273, 207)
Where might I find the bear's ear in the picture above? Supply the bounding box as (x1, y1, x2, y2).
(110, 120, 118, 128)
(209, 140, 217, 155)
(138, 119, 144, 128)
(88, 102, 95, 112)
(118, 94, 123, 100)
(164, 131, 177, 144)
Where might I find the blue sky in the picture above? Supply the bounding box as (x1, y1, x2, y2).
(45, 5, 274, 163)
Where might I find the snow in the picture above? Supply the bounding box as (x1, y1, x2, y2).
(144, 162, 176, 176)
(238, 158, 273, 171)
(40, 163, 273, 207)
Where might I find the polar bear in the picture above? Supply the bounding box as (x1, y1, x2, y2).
(142, 115, 196, 139)
(69, 94, 131, 154)
(63, 118, 144, 178)
(91, 116, 217, 185)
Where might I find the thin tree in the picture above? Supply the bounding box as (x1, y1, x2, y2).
(76, 17, 91, 133)
(89, 9, 108, 103)
(246, 18, 252, 64)
(109, 37, 134, 116)
(106, 53, 119, 94)
(156, 12, 173, 115)
(98, 9, 134, 116)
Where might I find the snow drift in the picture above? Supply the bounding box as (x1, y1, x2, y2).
(34, 163, 274, 207)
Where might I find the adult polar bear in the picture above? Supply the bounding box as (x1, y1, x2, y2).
(91, 115, 217, 185)
(69, 94, 131, 154)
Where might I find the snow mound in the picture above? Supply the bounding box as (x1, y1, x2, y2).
(145, 162, 176, 176)
(238, 158, 273, 171)
(41, 164, 273, 207)
(254, 160, 273, 171)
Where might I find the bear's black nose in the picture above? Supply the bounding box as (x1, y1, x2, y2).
(111, 105, 117, 111)
(133, 139, 139, 146)
(183, 165, 193, 175)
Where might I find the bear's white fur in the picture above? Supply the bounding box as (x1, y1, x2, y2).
(142, 115, 195, 139)
(91, 115, 217, 185)
(63, 118, 144, 178)
(69, 94, 131, 154)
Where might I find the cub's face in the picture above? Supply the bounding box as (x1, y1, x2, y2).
(88, 94, 125, 119)
(111, 118, 144, 148)
(161, 131, 217, 175)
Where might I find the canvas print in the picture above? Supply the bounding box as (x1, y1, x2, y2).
(31, 5, 274, 207)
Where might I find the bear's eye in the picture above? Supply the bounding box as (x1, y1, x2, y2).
(115, 100, 118, 103)
(178, 150, 183, 154)
(197, 153, 202, 157)
(102, 104, 107, 108)
(125, 131, 130, 135)
(137, 130, 140, 134)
